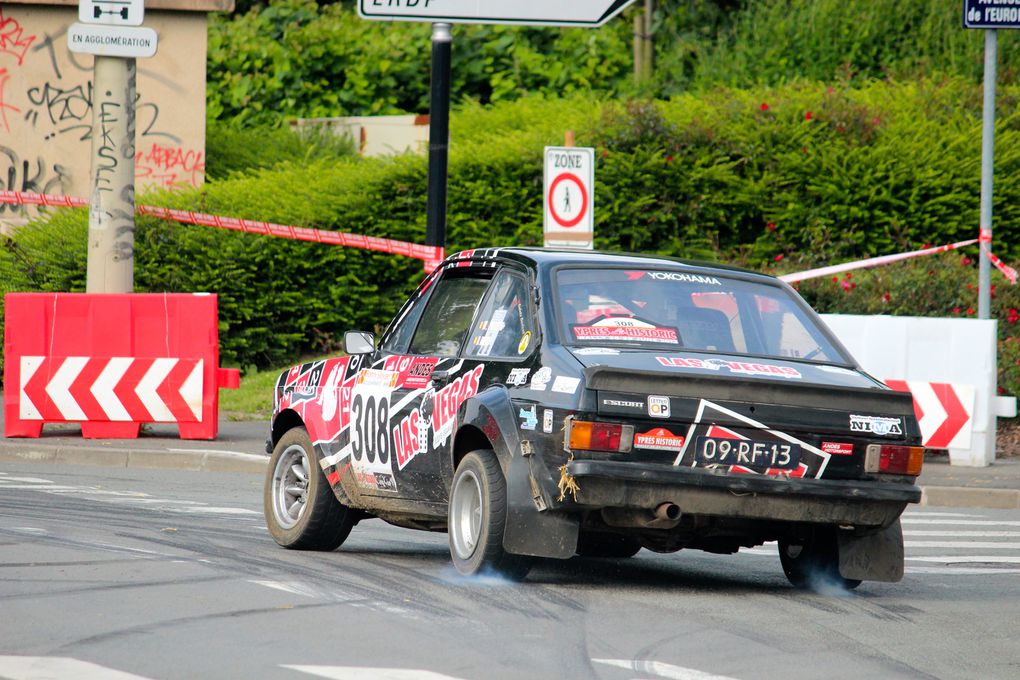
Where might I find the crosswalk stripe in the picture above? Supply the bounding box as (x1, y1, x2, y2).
(906, 555, 1020, 564)
(282, 666, 466, 680)
(902, 519, 1020, 527)
(905, 541, 1020, 549)
(905, 531, 1020, 537)
(0, 656, 154, 680)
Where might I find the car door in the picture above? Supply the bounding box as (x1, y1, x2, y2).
(346, 266, 495, 505)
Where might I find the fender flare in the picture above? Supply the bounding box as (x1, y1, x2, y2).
(458, 388, 579, 559)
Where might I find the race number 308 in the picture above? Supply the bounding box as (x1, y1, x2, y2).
(351, 394, 390, 465)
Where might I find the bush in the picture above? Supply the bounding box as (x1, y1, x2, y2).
(205, 121, 355, 180)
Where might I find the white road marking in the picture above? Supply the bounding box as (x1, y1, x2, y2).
(905, 541, 1020, 549)
(905, 556, 1020, 564)
(251, 581, 418, 618)
(0, 656, 155, 680)
(903, 511, 984, 518)
(906, 566, 1020, 575)
(902, 519, 1020, 527)
(904, 531, 1020, 537)
(0, 475, 55, 484)
(282, 667, 466, 680)
(593, 658, 741, 680)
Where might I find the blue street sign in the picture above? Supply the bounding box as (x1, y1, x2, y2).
(965, 0, 1020, 29)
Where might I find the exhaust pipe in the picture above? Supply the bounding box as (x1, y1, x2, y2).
(602, 502, 682, 530)
(655, 502, 681, 522)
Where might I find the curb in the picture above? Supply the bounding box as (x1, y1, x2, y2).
(0, 445, 267, 474)
(920, 485, 1020, 510)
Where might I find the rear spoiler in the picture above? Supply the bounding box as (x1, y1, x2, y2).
(583, 366, 915, 416)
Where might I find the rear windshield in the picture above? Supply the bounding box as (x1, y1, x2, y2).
(555, 268, 846, 363)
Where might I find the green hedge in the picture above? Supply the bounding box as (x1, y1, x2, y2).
(4, 81, 1020, 388)
(207, 0, 1020, 126)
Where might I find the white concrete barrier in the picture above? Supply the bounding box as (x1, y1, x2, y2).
(821, 315, 1017, 467)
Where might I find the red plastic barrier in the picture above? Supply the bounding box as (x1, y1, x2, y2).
(3, 293, 241, 440)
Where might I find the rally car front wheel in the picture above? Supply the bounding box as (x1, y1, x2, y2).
(264, 427, 356, 550)
(449, 450, 532, 579)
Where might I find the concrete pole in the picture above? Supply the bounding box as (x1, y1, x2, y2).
(978, 30, 997, 320)
(86, 56, 137, 294)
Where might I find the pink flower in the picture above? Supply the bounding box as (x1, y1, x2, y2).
(774, 254, 784, 262)
(841, 280, 852, 292)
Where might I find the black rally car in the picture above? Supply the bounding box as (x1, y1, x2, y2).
(264, 248, 924, 588)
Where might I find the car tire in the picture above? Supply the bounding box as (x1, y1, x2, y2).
(264, 426, 355, 550)
(576, 531, 642, 559)
(448, 450, 532, 580)
(779, 527, 862, 590)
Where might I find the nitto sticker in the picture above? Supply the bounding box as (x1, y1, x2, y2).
(519, 405, 538, 431)
(551, 376, 580, 394)
(648, 395, 671, 419)
(530, 367, 553, 391)
(635, 427, 685, 452)
(849, 415, 903, 436)
(507, 367, 530, 386)
(543, 409, 553, 433)
(821, 441, 854, 456)
(574, 325, 679, 344)
(518, 331, 532, 354)
(656, 356, 801, 379)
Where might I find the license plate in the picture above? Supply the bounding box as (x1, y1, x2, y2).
(695, 436, 801, 472)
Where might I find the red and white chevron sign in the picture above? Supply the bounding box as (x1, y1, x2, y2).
(884, 380, 975, 449)
(19, 357, 204, 423)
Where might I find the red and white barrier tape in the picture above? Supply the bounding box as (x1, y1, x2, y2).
(779, 239, 985, 283)
(983, 244, 1019, 284)
(0, 190, 444, 265)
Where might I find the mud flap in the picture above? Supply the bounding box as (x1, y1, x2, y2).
(838, 518, 904, 582)
(504, 449, 579, 559)
(461, 390, 579, 559)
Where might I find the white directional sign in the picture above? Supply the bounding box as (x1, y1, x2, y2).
(67, 23, 158, 58)
(358, 0, 637, 27)
(544, 146, 594, 249)
(79, 0, 145, 26)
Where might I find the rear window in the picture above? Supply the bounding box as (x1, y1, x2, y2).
(555, 268, 845, 363)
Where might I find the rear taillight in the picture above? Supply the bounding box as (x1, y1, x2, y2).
(566, 419, 634, 453)
(865, 444, 924, 476)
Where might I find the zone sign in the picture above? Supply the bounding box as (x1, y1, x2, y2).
(544, 146, 595, 249)
(79, 0, 145, 27)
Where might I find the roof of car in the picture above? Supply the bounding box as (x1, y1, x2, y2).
(446, 247, 779, 283)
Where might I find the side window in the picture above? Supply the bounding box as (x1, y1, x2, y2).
(382, 287, 432, 354)
(408, 274, 491, 357)
(465, 270, 535, 359)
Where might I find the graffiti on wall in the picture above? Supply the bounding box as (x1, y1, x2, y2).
(0, 7, 206, 220)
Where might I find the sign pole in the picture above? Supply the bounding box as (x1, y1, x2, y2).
(425, 22, 452, 251)
(85, 55, 137, 293)
(978, 28, 997, 319)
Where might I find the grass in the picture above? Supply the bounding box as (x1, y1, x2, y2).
(218, 356, 331, 420)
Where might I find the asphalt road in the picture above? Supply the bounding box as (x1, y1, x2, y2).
(2, 462, 1019, 680)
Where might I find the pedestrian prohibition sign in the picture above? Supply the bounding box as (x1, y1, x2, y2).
(544, 146, 594, 249)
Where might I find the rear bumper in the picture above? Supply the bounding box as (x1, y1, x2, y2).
(565, 460, 921, 528)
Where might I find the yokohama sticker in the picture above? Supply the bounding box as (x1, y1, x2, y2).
(821, 441, 854, 456)
(574, 326, 679, 343)
(635, 428, 685, 452)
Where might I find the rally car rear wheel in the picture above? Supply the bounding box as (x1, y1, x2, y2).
(264, 427, 355, 550)
(449, 450, 532, 579)
(779, 528, 862, 591)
